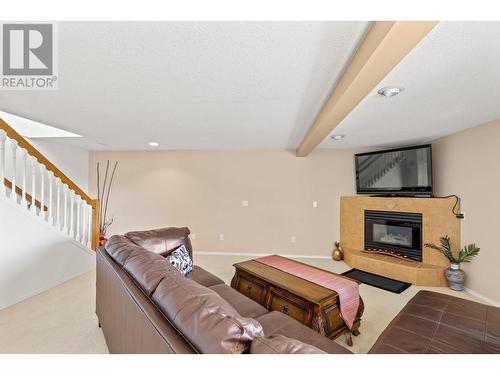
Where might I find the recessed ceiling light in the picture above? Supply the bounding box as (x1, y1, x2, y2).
(148, 142, 159, 147)
(331, 134, 345, 140)
(377, 87, 404, 97)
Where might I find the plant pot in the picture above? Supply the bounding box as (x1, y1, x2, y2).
(98, 235, 108, 247)
(445, 264, 465, 291)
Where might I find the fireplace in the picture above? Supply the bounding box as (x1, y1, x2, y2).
(364, 210, 422, 261)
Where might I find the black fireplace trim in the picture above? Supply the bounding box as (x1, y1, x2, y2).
(364, 210, 423, 262)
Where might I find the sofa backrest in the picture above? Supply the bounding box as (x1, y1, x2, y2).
(152, 267, 264, 354)
(105, 235, 175, 297)
(105, 234, 264, 354)
(125, 226, 193, 258)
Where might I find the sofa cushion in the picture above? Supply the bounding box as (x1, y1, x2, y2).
(369, 290, 500, 354)
(187, 266, 224, 287)
(256, 311, 352, 354)
(250, 334, 326, 354)
(123, 248, 177, 297)
(125, 227, 193, 258)
(152, 269, 264, 354)
(209, 284, 268, 319)
(105, 235, 145, 267)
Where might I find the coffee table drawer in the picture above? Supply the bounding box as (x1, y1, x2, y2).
(232, 273, 267, 305)
(266, 287, 310, 324)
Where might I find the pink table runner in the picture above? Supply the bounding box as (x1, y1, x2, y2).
(255, 255, 359, 330)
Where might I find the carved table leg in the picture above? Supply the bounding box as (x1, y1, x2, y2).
(345, 331, 353, 346)
(311, 315, 326, 336)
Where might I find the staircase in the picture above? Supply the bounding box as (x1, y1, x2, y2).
(0, 118, 99, 309)
(0, 118, 99, 250)
(358, 151, 406, 188)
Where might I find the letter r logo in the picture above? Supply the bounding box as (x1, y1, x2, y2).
(2, 24, 53, 76)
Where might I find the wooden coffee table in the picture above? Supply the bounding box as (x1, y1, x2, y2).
(231, 259, 364, 343)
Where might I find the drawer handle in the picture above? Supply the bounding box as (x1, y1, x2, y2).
(244, 285, 252, 294)
(280, 305, 290, 315)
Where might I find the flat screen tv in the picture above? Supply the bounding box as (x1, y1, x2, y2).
(355, 145, 433, 196)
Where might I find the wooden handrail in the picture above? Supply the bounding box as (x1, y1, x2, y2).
(4, 177, 48, 211)
(0, 117, 100, 250)
(0, 118, 95, 209)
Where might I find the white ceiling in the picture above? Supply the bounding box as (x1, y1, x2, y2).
(320, 21, 500, 149)
(0, 21, 370, 150)
(0, 111, 81, 138)
(2, 21, 500, 152)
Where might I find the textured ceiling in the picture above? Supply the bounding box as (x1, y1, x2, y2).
(320, 21, 500, 149)
(3, 21, 497, 152)
(0, 21, 370, 150)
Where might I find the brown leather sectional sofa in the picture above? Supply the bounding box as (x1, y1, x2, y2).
(96, 227, 500, 354)
(96, 228, 350, 354)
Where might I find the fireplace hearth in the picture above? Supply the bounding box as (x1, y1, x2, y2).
(364, 210, 422, 261)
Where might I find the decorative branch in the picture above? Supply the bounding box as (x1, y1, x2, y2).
(100, 160, 110, 229)
(96, 160, 118, 236)
(103, 161, 118, 234)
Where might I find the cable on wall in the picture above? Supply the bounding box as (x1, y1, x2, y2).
(433, 194, 464, 219)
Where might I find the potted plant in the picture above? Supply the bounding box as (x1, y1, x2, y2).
(424, 235, 480, 291)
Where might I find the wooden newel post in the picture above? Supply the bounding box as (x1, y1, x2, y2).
(91, 199, 100, 250)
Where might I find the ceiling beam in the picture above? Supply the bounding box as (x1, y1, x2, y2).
(296, 21, 438, 157)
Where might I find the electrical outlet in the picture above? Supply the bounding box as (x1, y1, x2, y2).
(191, 233, 196, 240)
(291, 236, 296, 243)
(242, 200, 249, 207)
(219, 234, 225, 241)
(312, 201, 318, 208)
(461, 212, 466, 220)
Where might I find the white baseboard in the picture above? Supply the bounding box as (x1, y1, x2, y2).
(194, 251, 332, 260)
(464, 287, 500, 307)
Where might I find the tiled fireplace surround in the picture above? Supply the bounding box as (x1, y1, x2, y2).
(340, 196, 461, 286)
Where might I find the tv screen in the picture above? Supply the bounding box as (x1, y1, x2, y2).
(355, 145, 433, 195)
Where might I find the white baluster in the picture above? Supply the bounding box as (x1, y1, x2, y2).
(63, 184, 69, 233)
(39, 164, 45, 219)
(19, 149, 27, 208)
(0, 130, 6, 198)
(80, 200, 88, 245)
(76, 195, 81, 242)
(82, 199, 90, 246)
(69, 190, 75, 238)
(80, 200, 87, 245)
(87, 203, 93, 249)
(10, 141, 17, 202)
(55, 178, 62, 230)
(48, 171, 54, 224)
(30, 156, 37, 215)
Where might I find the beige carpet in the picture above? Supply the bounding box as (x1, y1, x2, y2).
(0, 254, 484, 354)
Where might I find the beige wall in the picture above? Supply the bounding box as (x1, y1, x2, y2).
(433, 119, 500, 303)
(90, 121, 500, 302)
(89, 149, 358, 257)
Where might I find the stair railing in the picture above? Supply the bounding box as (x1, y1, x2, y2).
(0, 118, 100, 250)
